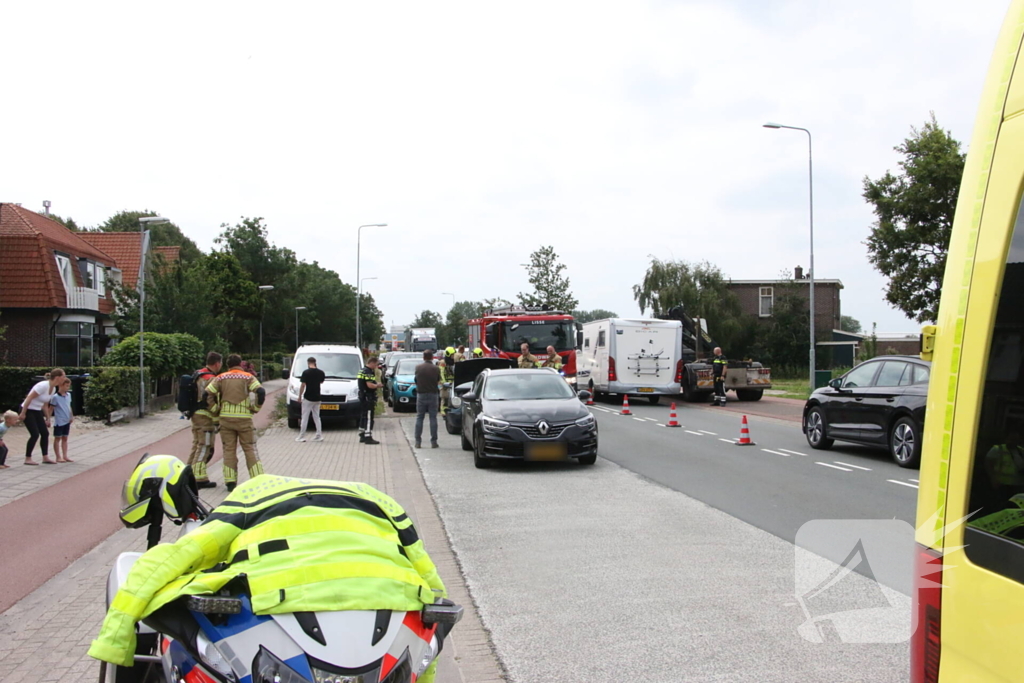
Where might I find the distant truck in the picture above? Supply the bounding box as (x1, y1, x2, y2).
(658, 305, 771, 402)
(404, 327, 438, 353)
(577, 318, 683, 404)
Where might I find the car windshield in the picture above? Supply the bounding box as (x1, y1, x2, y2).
(483, 373, 576, 400)
(388, 353, 419, 369)
(501, 321, 574, 354)
(294, 353, 362, 380)
(396, 359, 421, 375)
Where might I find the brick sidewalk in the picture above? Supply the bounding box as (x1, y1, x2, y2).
(0, 411, 505, 683)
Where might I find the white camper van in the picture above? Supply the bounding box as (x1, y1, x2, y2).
(578, 319, 683, 404)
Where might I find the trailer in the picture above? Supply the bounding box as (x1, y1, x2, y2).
(577, 318, 683, 404)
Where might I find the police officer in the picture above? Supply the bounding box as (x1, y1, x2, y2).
(711, 347, 727, 406)
(206, 354, 266, 491)
(186, 352, 222, 489)
(439, 348, 456, 415)
(542, 345, 563, 371)
(518, 342, 540, 368)
(358, 357, 381, 445)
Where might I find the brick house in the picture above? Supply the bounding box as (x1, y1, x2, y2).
(726, 266, 843, 335)
(0, 204, 147, 367)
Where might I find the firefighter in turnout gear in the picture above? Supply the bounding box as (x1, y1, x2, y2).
(542, 345, 563, 371)
(473, 348, 484, 358)
(205, 354, 266, 491)
(712, 347, 728, 406)
(518, 342, 540, 368)
(439, 348, 456, 416)
(186, 352, 222, 489)
(358, 357, 381, 444)
(89, 474, 448, 682)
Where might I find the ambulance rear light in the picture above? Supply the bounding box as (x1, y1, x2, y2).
(911, 544, 942, 683)
(675, 360, 683, 383)
(608, 357, 617, 382)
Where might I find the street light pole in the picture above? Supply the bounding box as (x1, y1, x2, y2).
(294, 306, 307, 351)
(137, 216, 170, 417)
(356, 223, 387, 350)
(442, 292, 455, 309)
(258, 285, 274, 381)
(360, 277, 378, 350)
(764, 122, 815, 392)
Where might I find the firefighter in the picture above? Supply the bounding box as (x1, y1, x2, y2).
(358, 357, 381, 444)
(186, 352, 222, 489)
(473, 348, 484, 358)
(205, 354, 266, 491)
(90, 471, 448, 682)
(712, 347, 728, 406)
(454, 345, 466, 362)
(542, 345, 563, 371)
(518, 342, 540, 368)
(439, 348, 456, 415)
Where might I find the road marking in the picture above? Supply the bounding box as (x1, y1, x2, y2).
(909, 478, 919, 483)
(815, 462, 852, 472)
(633, 418, 645, 422)
(778, 448, 808, 457)
(685, 430, 703, 436)
(645, 417, 659, 422)
(834, 461, 872, 471)
(719, 438, 736, 444)
(656, 424, 665, 427)
(888, 479, 919, 489)
(761, 449, 791, 457)
(698, 430, 717, 435)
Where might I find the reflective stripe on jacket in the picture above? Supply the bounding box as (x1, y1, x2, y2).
(542, 354, 563, 370)
(712, 356, 727, 378)
(88, 475, 445, 667)
(207, 369, 261, 418)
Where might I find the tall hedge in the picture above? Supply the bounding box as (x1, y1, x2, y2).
(0, 367, 94, 412)
(99, 332, 204, 379)
(0, 366, 149, 419)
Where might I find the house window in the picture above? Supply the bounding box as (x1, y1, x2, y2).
(96, 266, 107, 298)
(759, 287, 774, 317)
(55, 254, 72, 291)
(55, 322, 95, 367)
(78, 259, 94, 289)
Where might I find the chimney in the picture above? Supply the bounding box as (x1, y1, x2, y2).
(794, 265, 804, 280)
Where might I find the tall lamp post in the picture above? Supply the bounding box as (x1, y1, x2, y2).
(137, 215, 170, 417)
(442, 292, 456, 309)
(361, 277, 378, 350)
(763, 122, 816, 392)
(356, 223, 387, 349)
(258, 285, 274, 381)
(294, 306, 307, 351)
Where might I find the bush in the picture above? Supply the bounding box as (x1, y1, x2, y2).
(82, 367, 151, 420)
(100, 332, 204, 380)
(0, 366, 96, 412)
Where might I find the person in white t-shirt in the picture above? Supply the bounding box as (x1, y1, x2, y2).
(19, 369, 65, 466)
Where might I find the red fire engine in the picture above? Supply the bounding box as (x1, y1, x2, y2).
(466, 305, 582, 384)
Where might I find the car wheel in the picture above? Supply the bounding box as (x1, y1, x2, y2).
(682, 380, 698, 403)
(461, 427, 473, 451)
(445, 416, 458, 435)
(473, 428, 492, 469)
(647, 395, 660, 406)
(805, 407, 834, 450)
(737, 389, 763, 401)
(890, 417, 922, 469)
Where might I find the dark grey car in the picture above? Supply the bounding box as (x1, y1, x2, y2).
(802, 356, 930, 468)
(460, 368, 597, 468)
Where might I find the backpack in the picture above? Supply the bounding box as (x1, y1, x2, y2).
(177, 369, 214, 417)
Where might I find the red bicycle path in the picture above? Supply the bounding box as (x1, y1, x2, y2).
(0, 390, 284, 614)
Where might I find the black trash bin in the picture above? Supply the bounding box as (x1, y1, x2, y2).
(69, 374, 90, 416)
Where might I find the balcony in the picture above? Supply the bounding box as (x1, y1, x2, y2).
(66, 286, 100, 311)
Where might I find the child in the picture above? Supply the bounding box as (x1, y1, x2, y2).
(0, 410, 17, 469)
(49, 378, 74, 463)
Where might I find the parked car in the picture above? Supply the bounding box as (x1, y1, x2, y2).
(460, 368, 597, 469)
(383, 352, 421, 405)
(446, 357, 516, 434)
(389, 358, 423, 412)
(802, 356, 930, 468)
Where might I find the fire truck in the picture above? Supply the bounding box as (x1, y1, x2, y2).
(466, 305, 582, 385)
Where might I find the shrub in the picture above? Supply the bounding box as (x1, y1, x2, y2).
(100, 332, 204, 379)
(0, 366, 95, 412)
(82, 367, 151, 420)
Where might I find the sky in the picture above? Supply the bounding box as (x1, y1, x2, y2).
(1, 0, 1012, 335)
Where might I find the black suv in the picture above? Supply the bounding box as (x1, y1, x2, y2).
(802, 356, 930, 468)
(459, 368, 597, 468)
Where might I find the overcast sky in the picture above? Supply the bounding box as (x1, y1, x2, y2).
(2, 1, 1011, 334)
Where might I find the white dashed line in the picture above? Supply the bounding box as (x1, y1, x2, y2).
(835, 461, 872, 471)
(761, 449, 791, 457)
(909, 479, 919, 483)
(698, 430, 717, 435)
(888, 479, 919, 489)
(815, 462, 852, 472)
(778, 448, 808, 457)
(719, 438, 736, 444)
(645, 418, 660, 422)
(656, 424, 666, 427)
(685, 430, 703, 436)
(633, 417, 645, 422)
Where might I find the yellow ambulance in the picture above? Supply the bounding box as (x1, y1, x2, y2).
(916, 1, 1024, 681)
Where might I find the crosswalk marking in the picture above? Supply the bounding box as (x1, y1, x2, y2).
(815, 462, 852, 472)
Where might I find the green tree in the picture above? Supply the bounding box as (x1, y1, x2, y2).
(94, 210, 203, 262)
(518, 246, 578, 312)
(571, 309, 618, 324)
(49, 214, 81, 231)
(840, 315, 862, 334)
(751, 282, 811, 371)
(864, 114, 965, 323)
(410, 310, 443, 329)
(438, 301, 484, 348)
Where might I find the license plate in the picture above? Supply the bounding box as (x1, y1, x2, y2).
(637, 387, 654, 393)
(526, 443, 567, 461)
(320, 404, 340, 411)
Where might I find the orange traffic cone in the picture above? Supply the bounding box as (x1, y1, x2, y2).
(586, 391, 594, 406)
(667, 402, 681, 428)
(621, 395, 631, 415)
(736, 415, 755, 446)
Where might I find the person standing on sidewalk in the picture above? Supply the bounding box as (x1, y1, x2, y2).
(206, 354, 266, 491)
(414, 349, 441, 449)
(296, 357, 325, 443)
(0, 410, 17, 469)
(712, 347, 728, 406)
(358, 357, 381, 445)
(49, 377, 74, 463)
(19, 368, 64, 465)
(186, 352, 222, 488)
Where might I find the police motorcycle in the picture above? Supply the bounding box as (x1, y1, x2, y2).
(100, 454, 462, 683)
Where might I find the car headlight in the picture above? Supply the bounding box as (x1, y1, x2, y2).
(397, 383, 411, 391)
(481, 416, 510, 433)
(565, 376, 577, 385)
(576, 414, 596, 428)
(253, 646, 310, 683)
(450, 396, 462, 408)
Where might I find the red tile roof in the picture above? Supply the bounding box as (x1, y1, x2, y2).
(1, 204, 112, 262)
(79, 232, 144, 288)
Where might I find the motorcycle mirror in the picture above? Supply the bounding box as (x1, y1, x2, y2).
(186, 595, 243, 614)
(422, 601, 464, 625)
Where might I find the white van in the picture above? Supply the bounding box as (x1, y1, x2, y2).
(284, 344, 365, 428)
(578, 319, 683, 404)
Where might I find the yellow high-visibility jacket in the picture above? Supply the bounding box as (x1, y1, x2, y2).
(88, 475, 446, 667)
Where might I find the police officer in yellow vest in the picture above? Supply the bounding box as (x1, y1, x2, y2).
(712, 347, 728, 407)
(186, 352, 222, 489)
(542, 345, 563, 371)
(205, 354, 266, 491)
(89, 469, 447, 681)
(518, 342, 540, 368)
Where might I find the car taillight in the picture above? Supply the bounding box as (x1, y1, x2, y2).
(911, 544, 942, 683)
(675, 359, 683, 383)
(609, 357, 617, 382)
